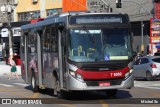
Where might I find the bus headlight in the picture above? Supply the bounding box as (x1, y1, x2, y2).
(125, 69, 133, 80)
(69, 70, 76, 77)
(69, 70, 84, 82)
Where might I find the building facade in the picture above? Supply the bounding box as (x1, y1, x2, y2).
(0, 0, 14, 23)
(15, 0, 62, 22)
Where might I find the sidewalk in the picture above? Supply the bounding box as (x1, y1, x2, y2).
(0, 61, 21, 75)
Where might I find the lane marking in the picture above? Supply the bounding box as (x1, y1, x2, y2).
(0, 84, 14, 87)
(134, 81, 160, 90)
(135, 83, 160, 86)
(13, 83, 29, 87)
(149, 92, 160, 97)
(60, 104, 77, 107)
(99, 100, 109, 107)
(135, 86, 160, 90)
(0, 88, 28, 98)
(118, 104, 157, 107)
(31, 92, 40, 98)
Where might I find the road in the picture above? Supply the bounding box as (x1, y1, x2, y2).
(0, 75, 160, 107)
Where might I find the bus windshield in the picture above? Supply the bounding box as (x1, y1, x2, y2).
(68, 27, 132, 62)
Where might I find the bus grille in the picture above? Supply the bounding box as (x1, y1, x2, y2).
(84, 78, 123, 86)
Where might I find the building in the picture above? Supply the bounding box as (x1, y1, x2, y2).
(0, 0, 29, 62)
(0, 22, 28, 62)
(0, 0, 62, 61)
(15, 0, 62, 22)
(149, 0, 160, 55)
(0, 0, 14, 23)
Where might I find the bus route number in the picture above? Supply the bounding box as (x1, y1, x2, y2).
(111, 72, 122, 77)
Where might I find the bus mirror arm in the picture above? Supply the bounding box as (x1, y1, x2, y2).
(61, 32, 66, 46)
(131, 32, 134, 38)
(24, 32, 28, 35)
(131, 32, 134, 43)
(58, 22, 65, 31)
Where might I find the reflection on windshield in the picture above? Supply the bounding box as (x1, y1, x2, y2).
(69, 28, 131, 62)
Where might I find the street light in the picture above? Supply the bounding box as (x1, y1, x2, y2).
(1, 2, 14, 59)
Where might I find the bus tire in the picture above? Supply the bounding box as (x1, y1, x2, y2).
(31, 73, 38, 92)
(52, 74, 63, 99)
(57, 91, 64, 99)
(105, 89, 118, 98)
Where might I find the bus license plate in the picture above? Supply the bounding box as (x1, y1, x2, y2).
(99, 82, 110, 87)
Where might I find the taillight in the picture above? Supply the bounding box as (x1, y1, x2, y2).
(150, 64, 157, 68)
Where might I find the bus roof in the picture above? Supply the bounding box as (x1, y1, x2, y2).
(21, 11, 128, 30)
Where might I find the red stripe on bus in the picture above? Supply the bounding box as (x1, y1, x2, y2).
(76, 67, 129, 80)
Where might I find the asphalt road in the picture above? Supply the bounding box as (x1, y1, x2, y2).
(0, 75, 160, 107)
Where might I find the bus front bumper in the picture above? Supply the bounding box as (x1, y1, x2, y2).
(67, 73, 134, 91)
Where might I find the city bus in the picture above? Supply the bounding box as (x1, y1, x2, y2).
(20, 11, 135, 99)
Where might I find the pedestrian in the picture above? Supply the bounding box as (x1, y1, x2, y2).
(8, 57, 19, 80)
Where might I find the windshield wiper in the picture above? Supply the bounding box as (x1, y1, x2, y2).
(83, 25, 95, 45)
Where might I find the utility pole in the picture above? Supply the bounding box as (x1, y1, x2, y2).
(8, 10, 13, 59)
(100, 0, 112, 12)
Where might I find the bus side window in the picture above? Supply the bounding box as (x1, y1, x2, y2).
(50, 26, 58, 53)
(30, 32, 37, 53)
(43, 26, 51, 52)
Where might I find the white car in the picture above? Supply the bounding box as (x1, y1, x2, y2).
(133, 56, 160, 80)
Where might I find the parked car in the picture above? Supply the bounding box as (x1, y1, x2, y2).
(133, 56, 160, 80)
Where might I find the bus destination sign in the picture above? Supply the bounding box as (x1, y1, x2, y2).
(69, 14, 128, 25)
(76, 17, 122, 24)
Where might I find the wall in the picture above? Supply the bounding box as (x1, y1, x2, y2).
(62, 0, 87, 12)
(131, 21, 150, 53)
(45, 0, 62, 10)
(16, 0, 40, 12)
(15, 0, 62, 21)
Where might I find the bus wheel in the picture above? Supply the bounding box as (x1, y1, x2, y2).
(53, 78, 63, 99)
(31, 73, 38, 92)
(105, 89, 118, 98)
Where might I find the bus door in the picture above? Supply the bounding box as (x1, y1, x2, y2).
(58, 24, 66, 89)
(28, 30, 40, 84)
